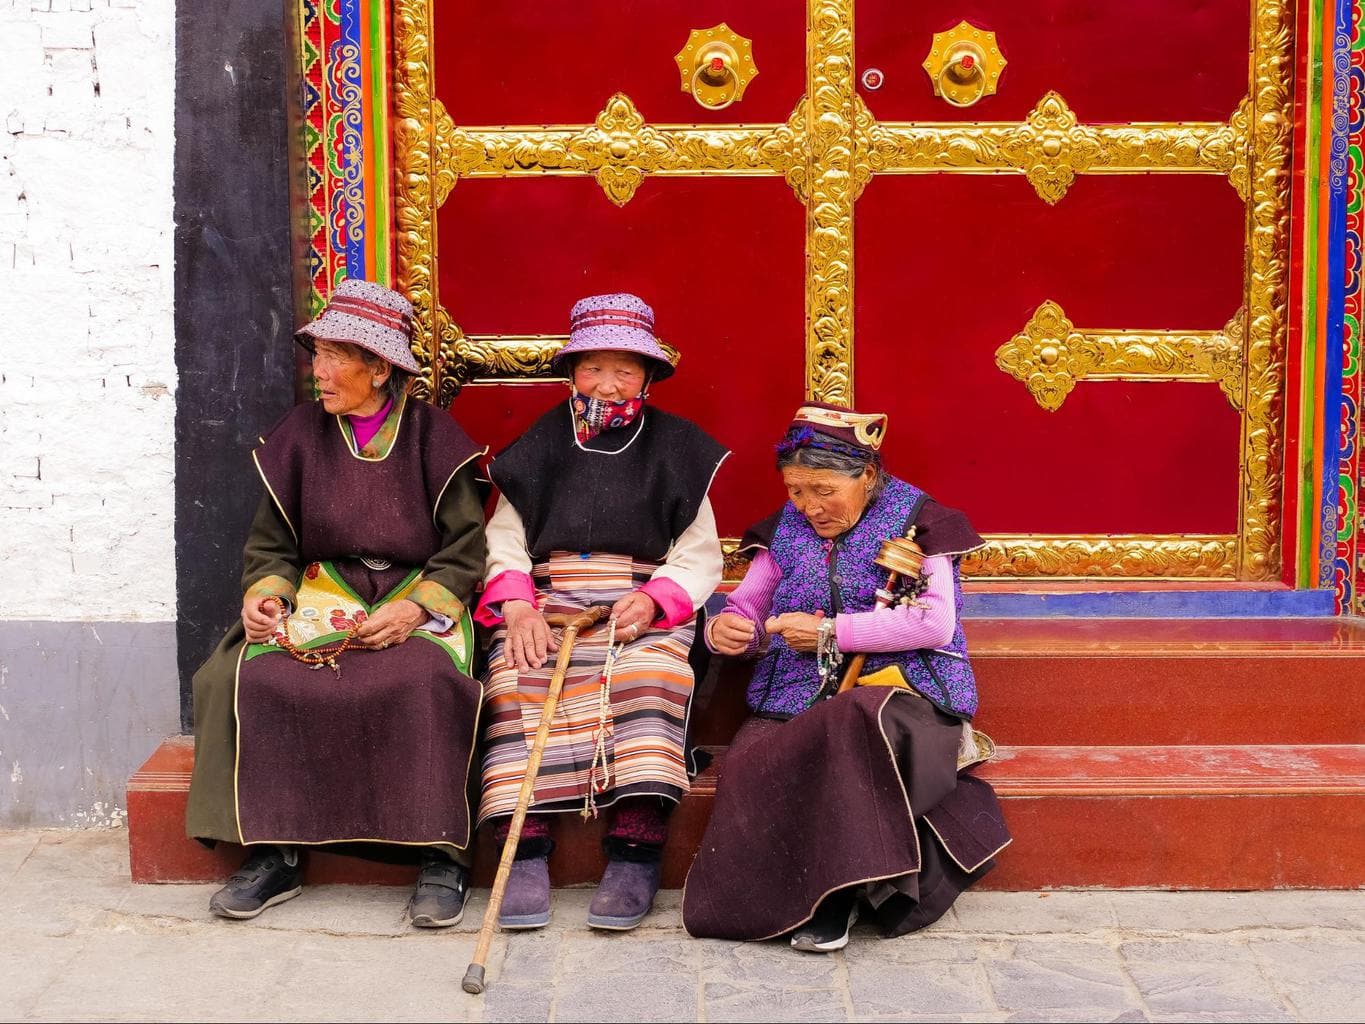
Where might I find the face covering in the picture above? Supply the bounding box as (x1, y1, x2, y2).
(571, 390, 645, 444)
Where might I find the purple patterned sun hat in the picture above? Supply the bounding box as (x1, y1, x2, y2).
(551, 292, 677, 381)
(295, 278, 421, 374)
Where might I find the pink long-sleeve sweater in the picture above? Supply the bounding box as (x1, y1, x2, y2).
(704, 550, 958, 655)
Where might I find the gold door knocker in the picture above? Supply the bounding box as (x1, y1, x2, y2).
(922, 21, 1006, 108)
(675, 23, 758, 111)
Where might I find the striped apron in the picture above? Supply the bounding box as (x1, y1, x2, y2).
(477, 551, 696, 823)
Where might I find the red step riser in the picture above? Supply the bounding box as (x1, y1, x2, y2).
(974, 657, 1365, 746)
(128, 781, 1365, 890)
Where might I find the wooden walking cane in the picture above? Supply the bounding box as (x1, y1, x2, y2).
(462, 603, 612, 995)
(834, 526, 928, 695)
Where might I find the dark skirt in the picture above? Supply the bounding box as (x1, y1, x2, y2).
(186, 560, 482, 854)
(682, 686, 1010, 941)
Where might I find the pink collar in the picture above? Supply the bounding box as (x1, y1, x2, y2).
(347, 396, 393, 451)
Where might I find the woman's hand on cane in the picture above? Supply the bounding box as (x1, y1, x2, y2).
(609, 590, 657, 642)
(242, 595, 283, 643)
(503, 599, 560, 670)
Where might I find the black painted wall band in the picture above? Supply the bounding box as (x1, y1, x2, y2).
(174, 2, 303, 730)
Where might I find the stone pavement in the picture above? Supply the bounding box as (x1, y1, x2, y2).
(2, 829, 1361, 1022)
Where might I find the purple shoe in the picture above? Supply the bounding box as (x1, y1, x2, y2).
(497, 855, 551, 930)
(587, 858, 661, 931)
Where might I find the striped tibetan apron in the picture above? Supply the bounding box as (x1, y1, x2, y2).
(477, 551, 696, 823)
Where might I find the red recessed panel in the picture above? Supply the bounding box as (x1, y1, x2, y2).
(855, 173, 1244, 534)
(435, 2, 805, 126)
(440, 176, 804, 537)
(856, 0, 1250, 123)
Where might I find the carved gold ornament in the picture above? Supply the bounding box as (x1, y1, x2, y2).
(675, 24, 759, 111)
(995, 301, 1246, 412)
(390, 0, 1290, 581)
(922, 21, 1006, 108)
(448, 335, 680, 385)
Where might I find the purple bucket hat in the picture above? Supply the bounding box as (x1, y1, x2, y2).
(551, 292, 677, 381)
(295, 278, 422, 374)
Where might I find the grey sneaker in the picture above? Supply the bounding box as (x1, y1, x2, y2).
(497, 855, 551, 930)
(209, 847, 302, 920)
(791, 889, 859, 953)
(409, 854, 469, 928)
(586, 858, 661, 931)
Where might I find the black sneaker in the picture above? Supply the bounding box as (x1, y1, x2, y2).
(409, 853, 469, 928)
(209, 847, 303, 920)
(790, 888, 859, 953)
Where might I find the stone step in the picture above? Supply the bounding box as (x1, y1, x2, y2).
(127, 736, 1365, 890)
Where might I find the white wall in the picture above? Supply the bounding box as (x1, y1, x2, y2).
(0, 0, 176, 621)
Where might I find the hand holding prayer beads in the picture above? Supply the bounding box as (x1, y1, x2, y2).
(708, 611, 756, 655)
(242, 595, 284, 643)
(608, 590, 657, 638)
(764, 610, 825, 653)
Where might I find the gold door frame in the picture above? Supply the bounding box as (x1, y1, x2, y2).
(391, 0, 1292, 581)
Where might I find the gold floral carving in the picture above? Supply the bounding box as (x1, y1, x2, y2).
(862, 92, 1241, 204)
(391, 0, 439, 401)
(434, 94, 807, 207)
(962, 536, 1239, 579)
(449, 334, 684, 384)
(722, 534, 1239, 581)
(995, 301, 1245, 412)
(1237, 0, 1292, 580)
(805, 0, 856, 406)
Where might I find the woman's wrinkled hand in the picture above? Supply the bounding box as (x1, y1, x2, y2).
(502, 599, 560, 671)
(242, 595, 284, 644)
(709, 612, 757, 656)
(764, 611, 826, 653)
(354, 598, 426, 650)
(609, 590, 658, 642)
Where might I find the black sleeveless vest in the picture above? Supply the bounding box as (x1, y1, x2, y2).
(490, 404, 728, 561)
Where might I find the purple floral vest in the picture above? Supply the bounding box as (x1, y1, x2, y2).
(746, 476, 979, 720)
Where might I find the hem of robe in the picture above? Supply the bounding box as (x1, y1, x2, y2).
(681, 688, 1010, 942)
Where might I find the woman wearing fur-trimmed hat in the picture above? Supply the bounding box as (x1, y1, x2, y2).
(186, 278, 488, 930)
(682, 403, 1010, 953)
(473, 292, 728, 933)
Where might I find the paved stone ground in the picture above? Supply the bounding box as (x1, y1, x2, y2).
(2, 829, 1361, 1022)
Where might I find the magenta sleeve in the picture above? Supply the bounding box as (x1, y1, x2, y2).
(833, 554, 957, 653)
(473, 569, 538, 627)
(638, 577, 698, 629)
(704, 550, 782, 655)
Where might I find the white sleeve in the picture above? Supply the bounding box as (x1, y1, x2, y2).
(484, 494, 533, 578)
(649, 496, 724, 611)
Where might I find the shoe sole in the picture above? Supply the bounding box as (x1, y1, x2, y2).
(586, 910, 650, 931)
(410, 906, 466, 929)
(498, 912, 551, 930)
(210, 884, 303, 920)
(790, 904, 858, 953)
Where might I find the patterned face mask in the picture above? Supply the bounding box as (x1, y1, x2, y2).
(571, 389, 645, 444)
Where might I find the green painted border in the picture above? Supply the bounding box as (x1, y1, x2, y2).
(1297, 0, 1327, 586)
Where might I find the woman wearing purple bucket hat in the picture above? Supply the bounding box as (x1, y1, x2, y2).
(185, 278, 489, 930)
(473, 292, 729, 932)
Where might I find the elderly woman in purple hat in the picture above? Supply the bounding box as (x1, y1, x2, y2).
(681, 403, 1010, 953)
(473, 292, 728, 932)
(186, 278, 488, 929)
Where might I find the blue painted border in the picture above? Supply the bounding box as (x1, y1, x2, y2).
(703, 589, 1337, 620)
(1322, 0, 1352, 588)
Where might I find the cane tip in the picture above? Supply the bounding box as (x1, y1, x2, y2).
(461, 965, 486, 994)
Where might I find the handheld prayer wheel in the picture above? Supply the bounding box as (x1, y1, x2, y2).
(835, 526, 928, 694)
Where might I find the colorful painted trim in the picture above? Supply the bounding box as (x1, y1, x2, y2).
(1348, 0, 1364, 612)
